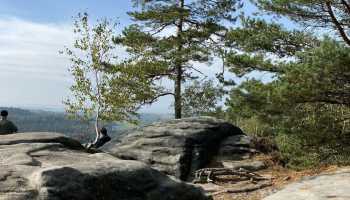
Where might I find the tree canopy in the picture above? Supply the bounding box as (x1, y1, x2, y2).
(114, 0, 243, 118)
(182, 80, 225, 117)
(223, 0, 350, 168)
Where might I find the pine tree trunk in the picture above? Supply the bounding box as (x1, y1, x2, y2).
(175, 65, 182, 119)
(174, 0, 185, 119)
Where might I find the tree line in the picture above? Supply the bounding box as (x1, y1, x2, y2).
(1, 107, 169, 142)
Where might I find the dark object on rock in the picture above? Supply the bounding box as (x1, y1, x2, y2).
(94, 134, 111, 148)
(106, 117, 244, 181)
(0, 109, 18, 135)
(0, 132, 211, 200)
(1, 110, 8, 117)
(85, 127, 111, 149)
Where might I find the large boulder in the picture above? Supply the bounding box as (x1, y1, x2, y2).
(264, 168, 350, 200)
(0, 132, 210, 200)
(106, 117, 244, 181)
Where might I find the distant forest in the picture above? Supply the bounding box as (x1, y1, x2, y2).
(1, 107, 171, 142)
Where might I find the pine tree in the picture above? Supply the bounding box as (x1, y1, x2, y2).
(222, 1, 350, 167)
(115, 0, 243, 118)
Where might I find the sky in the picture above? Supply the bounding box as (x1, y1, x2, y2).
(0, 1, 277, 113)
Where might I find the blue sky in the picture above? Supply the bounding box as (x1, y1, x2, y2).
(0, 0, 133, 24)
(0, 1, 280, 113)
(0, 1, 152, 112)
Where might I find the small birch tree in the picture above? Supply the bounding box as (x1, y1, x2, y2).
(62, 13, 151, 142)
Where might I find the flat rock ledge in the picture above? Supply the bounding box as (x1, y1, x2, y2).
(264, 168, 350, 200)
(106, 117, 244, 181)
(0, 132, 210, 200)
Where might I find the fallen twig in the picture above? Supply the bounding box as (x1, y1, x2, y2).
(193, 167, 270, 184)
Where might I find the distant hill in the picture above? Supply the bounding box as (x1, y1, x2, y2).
(0, 107, 172, 142)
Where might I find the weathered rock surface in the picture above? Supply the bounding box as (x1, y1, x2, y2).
(221, 160, 266, 171)
(106, 117, 244, 180)
(264, 168, 350, 200)
(0, 132, 210, 200)
(211, 134, 265, 172)
(216, 134, 257, 161)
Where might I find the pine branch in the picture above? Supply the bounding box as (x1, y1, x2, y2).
(142, 92, 175, 105)
(325, 2, 350, 46)
(149, 23, 173, 36)
(340, 0, 350, 14)
(188, 66, 207, 78)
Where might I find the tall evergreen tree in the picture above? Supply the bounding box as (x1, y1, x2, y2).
(222, 1, 350, 167)
(115, 0, 243, 118)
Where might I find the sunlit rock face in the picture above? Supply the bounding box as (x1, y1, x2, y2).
(106, 117, 245, 181)
(0, 132, 210, 200)
(264, 168, 350, 200)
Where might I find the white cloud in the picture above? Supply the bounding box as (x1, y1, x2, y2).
(0, 17, 175, 113)
(0, 17, 73, 108)
(0, 17, 74, 78)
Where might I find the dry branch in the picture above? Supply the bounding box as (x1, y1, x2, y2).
(193, 167, 270, 184)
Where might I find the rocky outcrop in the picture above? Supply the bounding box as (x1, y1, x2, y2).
(0, 132, 210, 200)
(106, 117, 244, 181)
(189, 129, 270, 196)
(264, 168, 350, 200)
(216, 134, 257, 161)
(213, 134, 266, 171)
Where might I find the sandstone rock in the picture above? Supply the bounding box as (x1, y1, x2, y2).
(221, 134, 252, 147)
(217, 135, 257, 161)
(264, 168, 350, 200)
(0, 132, 83, 149)
(221, 160, 266, 171)
(196, 183, 223, 193)
(106, 117, 244, 181)
(0, 132, 210, 200)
